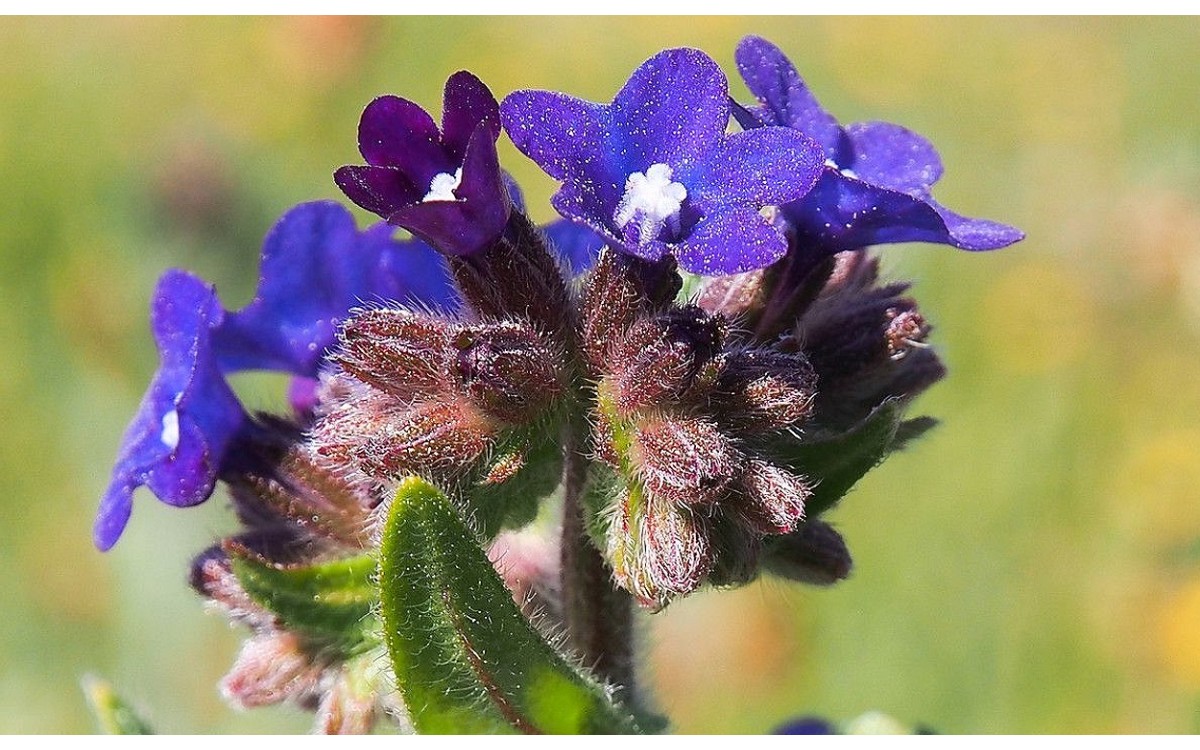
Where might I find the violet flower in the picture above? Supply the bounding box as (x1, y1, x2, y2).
(502, 48, 825, 276)
(94, 270, 248, 551)
(734, 35, 1023, 256)
(214, 201, 453, 378)
(335, 71, 510, 257)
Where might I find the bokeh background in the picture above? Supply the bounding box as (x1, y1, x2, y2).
(2, 16, 1199, 734)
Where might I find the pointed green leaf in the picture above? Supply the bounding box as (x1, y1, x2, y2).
(81, 675, 154, 734)
(379, 476, 644, 735)
(228, 547, 378, 654)
(464, 429, 564, 539)
(772, 400, 907, 516)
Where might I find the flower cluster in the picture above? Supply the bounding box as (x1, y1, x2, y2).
(96, 37, 1020, 733)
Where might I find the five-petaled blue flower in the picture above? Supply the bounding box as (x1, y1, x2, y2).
(96, 203, 454, 550)
(733, 35, 1024, 258)
(335, 71, 511, 257)
(501, 48, 826, 276)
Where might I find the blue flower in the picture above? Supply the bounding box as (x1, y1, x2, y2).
(335, 72, 511, 257)
(94, 270, 248, 551)
(734, 35, 1023, 257)
(97, 203, 456, 550)
(501, 48, 825, 276)
(214, 201, 453, 378)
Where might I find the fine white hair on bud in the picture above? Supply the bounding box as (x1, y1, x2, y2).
(422, 167, 464, 202)
(614, 162, 687, 245)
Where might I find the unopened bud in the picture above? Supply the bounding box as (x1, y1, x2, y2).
(732, 460, 809, 536)
(336, 308, 455, 400)
(315, 666, 377, 735)
(884, 309, 929, 360)
(707, 515, 763, 588)
(609, 308, 723, 414)
(580, 247, 682, 374)
(763, 520, 853, 586)
(632, 417, 743, 506)
(313, 397, 493, 480)
(715, 349, 817, 431)
(220, 632, 325, 709)
(640, 494, 714, 603)
(697, 268, 768, 320)
(454, 321, 562, 424)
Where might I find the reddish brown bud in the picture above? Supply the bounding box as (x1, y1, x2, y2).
(454, 321, 563, 424)
(885, 308, 930, 359)
(632, 417, 743, 506)
(608, 308, 724, 414)
(220, 632, 325, 709)
(707, 515, 763, 588)
(763, 520, 853, 586)
(315, 667, 377, 735)
(580, 247, 682, 375)
(336, 308, 456, 400)
(640, 494, 714, 603)
(733, 460, 809, 536)
(715, 349, 817, 431)
(313, 396, 493, 480)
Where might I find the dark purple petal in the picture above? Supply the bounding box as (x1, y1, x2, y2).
(334, 164, 422, 218)
(95, 270, 248, 550)
(357, 95, 452, 183)
(735, 36, 842, 157)
(843, 121, 943, 195)
(610, 48, 729, 172)
(387, 125, 510, 256)
(673, 204, 789, 275)
(501, 89, 616, 189)
(549, 183, 623, 247)
(542, 219, 606, 274)
(441, 71, 500, 158)
(774, 717, 835, 735)
(686, 126, 825, 207)
(215, 202, 454, 376)
(783, 172, 1023, 255)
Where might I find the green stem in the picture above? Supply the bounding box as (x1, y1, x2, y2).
(559, 424, 636, 704)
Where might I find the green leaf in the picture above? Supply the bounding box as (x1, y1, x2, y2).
(81, 675, 153, 734)
(227, 547, 378, 655)
(772, 399, 907, 516)
(465, 428, 563, 539)
(378, 476, 644, 735)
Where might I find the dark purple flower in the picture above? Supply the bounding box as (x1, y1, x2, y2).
(502, 48, 825, 276)
(214, 201, 453, 378)
(734, 35, 1023, 256)
(95, 270, 248, 551)
(335, 71, 510, 257)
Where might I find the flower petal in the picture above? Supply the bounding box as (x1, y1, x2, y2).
(542, 219, 606, 274)
(610, 48, 729, 172)
(843, 121, 944, 195)
(673, 204, 789, 275)
(388, 125, 511, 256)
(214, 202, 455, 377)
(95, 270, 247, 550)
(441, 71, 500, 158)
(334, 164, 421, 218)
(501, 89, 615, 187)
(930, 200, 1025, 251)
(357, 95, 452, 183)
(687, 126, 825, 207)
(734, 36, 842, 157)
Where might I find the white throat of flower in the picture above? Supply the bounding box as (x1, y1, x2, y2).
(614, 163, 687, 245)
(422, 167, 464, 202)
(160, 408, 180, 451)
(824, 157, 858, 180)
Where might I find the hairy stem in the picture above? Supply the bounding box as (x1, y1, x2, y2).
(559, 425, 636, 704)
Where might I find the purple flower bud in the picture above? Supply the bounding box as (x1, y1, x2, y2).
(763, 520, 853, 586)
(733, 460, 809, 536)
(608, 308, 723, 415)
(579, 248, 678, 375)
(713, 349, 817, 432)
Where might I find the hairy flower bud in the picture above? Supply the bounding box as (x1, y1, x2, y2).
(313, 396, 493, 480)
(336, 308, 456, 400)
(714, 349, 817, 431)
(580, 247, 682, 375)
(763, 520, 853, 586)
(454, 321, 563, 424)
(609, 307, 724, 414)
(220, 632, 326, 710)
(640, 494, 714, 603)
(732, 460, 809, 535)
(631, 416, 743, 506)
(697, 267, 768, 321)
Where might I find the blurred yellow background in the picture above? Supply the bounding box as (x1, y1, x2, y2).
(2, 16, 1199, 733)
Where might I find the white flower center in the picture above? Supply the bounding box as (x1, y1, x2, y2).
(160, 409, 180, 451)
(614, 163, 687, 245)
(422, 167, 464, 202)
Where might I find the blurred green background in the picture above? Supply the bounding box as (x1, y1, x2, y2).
(2, 16, 1199, 734)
